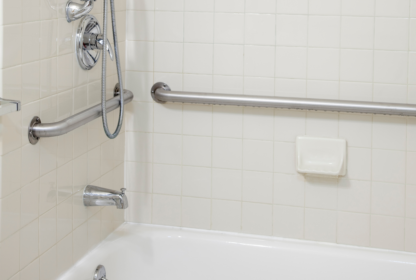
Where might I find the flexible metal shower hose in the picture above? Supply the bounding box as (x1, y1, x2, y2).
(101, 0, 124, 139)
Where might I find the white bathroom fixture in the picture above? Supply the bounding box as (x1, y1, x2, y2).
(58, 223, 416, 280)
(296, 136, 347, 177)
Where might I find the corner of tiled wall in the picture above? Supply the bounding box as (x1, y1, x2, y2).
(124, 0, 416, 256)
(0, 0, 127, 279)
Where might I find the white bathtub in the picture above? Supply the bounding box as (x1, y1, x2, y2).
(60, 223, 416, 280)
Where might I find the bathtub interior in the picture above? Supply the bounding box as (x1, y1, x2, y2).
(59, 223, 416, 280)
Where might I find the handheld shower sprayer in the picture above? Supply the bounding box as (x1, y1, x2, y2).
(66, 0, 124, 139)
(100, 0, 124, 139)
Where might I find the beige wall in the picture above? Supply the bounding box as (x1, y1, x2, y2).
(0, 0, 127, 279)
(125, 0, 416, 254)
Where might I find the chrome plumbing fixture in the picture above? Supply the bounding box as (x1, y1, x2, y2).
(66, 0, 125, 140)
(66, 0, 95, 23)
(99, 0, 125, 139)
(29, 1, 132, 144)
(93, 265, 108, 280)
(151, 82, 416, 117)
(83, 185, 128, 209)
(27, 87, 133, 145)
(75, 15, 114, 70)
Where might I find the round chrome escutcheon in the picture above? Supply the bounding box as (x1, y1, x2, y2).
(76, 15, 101, 70)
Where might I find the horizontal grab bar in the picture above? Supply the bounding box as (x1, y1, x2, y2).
(151, 82, 416, 117)
(28, 89, 134, 145)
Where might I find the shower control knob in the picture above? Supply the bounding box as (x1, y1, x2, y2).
(83, 33, 114, 61)
(75, 15, 111, 70)
(98, 35, 114, 61)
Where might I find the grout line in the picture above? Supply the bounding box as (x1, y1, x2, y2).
(122, 39, 416, 53)
(302, 0, 311, 240)
(368, 0, 378, 249)
(335, 0, 343, 245)
(403, 0, 412, 251)
(239, 0, 247, 234)
(149, 0, 157, 226)
(210, 0, 216, 232)
(127, 190, 414, 220)
(35, 8, 416, 18)
(177, 0, 186, 229)
(118, 69, 416, 90)
(270, 0, 279, 237)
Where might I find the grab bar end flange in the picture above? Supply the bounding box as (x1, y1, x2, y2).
(151, 82, 170, 104)
(28, 116, 41, 145)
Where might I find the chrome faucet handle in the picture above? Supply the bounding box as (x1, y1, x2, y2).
(102, 38, 114, 61)
(66, 0, 94, 23)
(83, 33, 114, 61)
(120, 188, 126, 195)
(75, 15, 116, 70)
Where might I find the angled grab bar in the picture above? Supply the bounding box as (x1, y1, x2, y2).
(151, 82, 416, 117)
(28, 89, 133, 145)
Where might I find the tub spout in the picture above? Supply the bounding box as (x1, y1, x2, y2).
(83, 185, 129, 209)
(113, 188, 128, 209)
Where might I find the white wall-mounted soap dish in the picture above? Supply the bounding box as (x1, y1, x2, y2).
(296, 136, 347, 178)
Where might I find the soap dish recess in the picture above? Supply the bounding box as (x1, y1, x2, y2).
(296, 136, 347, 178)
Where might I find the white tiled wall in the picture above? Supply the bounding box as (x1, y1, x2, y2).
(125, 0, 416, 254)
(0, 0, 127, 279)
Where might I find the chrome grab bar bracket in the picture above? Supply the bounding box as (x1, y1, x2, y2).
(151, 82, 171, 104)
(28, 116, 41, 145)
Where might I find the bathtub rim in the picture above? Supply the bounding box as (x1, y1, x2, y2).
(60, 222, 416, 280)
(108, 222, 416, 260)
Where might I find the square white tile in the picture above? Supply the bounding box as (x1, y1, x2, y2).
(242, 202, 273, 235)
(242, 171, 273, 204)
(212, 200, 242, 232)
(371, 215, 405, 251)
(337, 212, 370, 247)
(182, 197, 211, 229)
(273, 205, 304, 239)
(212, 138, 243, 169)
(212, 168, 242, 201)
(305, 208, 337, 242)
